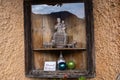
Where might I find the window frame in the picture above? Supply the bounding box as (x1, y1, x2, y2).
(24, 0, 95, 78)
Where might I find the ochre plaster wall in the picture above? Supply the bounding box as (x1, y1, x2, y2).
(0, 0, 119, 80)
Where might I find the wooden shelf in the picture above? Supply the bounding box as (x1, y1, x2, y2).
(28, 70, 88, 78)
(33, 48, 86, 51)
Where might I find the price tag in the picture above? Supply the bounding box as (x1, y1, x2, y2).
(44, 61, 56, 71)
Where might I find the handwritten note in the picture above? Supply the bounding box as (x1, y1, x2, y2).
(44, 61, 56, 71)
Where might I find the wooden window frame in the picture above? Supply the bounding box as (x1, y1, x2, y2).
(24, 0, 95, 78)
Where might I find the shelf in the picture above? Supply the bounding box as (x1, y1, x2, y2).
(28, 70, 88, 78)
(33, 48, 86, 51)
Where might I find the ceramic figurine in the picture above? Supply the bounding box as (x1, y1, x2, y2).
(43, 18, 77, 48)
(53, 18, 67, 48)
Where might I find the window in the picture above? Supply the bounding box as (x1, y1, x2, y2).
(24, 0, 95, 78)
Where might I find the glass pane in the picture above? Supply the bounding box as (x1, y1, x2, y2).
(31, 3, 87, 71)
(32, 3, 85, 19)
(31, 3, 86, 49)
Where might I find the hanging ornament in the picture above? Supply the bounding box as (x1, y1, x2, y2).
(66, 60, 75, 69)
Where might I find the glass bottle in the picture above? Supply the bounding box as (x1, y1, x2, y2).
(57, 51, 66, 70)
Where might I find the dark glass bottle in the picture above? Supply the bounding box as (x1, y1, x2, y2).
(57, 51, 66, 70)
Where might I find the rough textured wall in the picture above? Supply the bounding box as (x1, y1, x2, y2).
(91, 0, 120, 80)
(0, 0, 119, 80)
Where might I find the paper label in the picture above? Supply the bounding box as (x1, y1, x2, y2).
(44, 61, 56, 71)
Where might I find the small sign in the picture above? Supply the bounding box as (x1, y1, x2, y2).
(44, 61, 56, 71)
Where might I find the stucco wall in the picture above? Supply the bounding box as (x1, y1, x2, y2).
(0, 0, 119, 80)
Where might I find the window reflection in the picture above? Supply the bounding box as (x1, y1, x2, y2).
(32, 3, 85, 19)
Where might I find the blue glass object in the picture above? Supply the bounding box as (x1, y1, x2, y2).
(58, 62, 66, 70)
